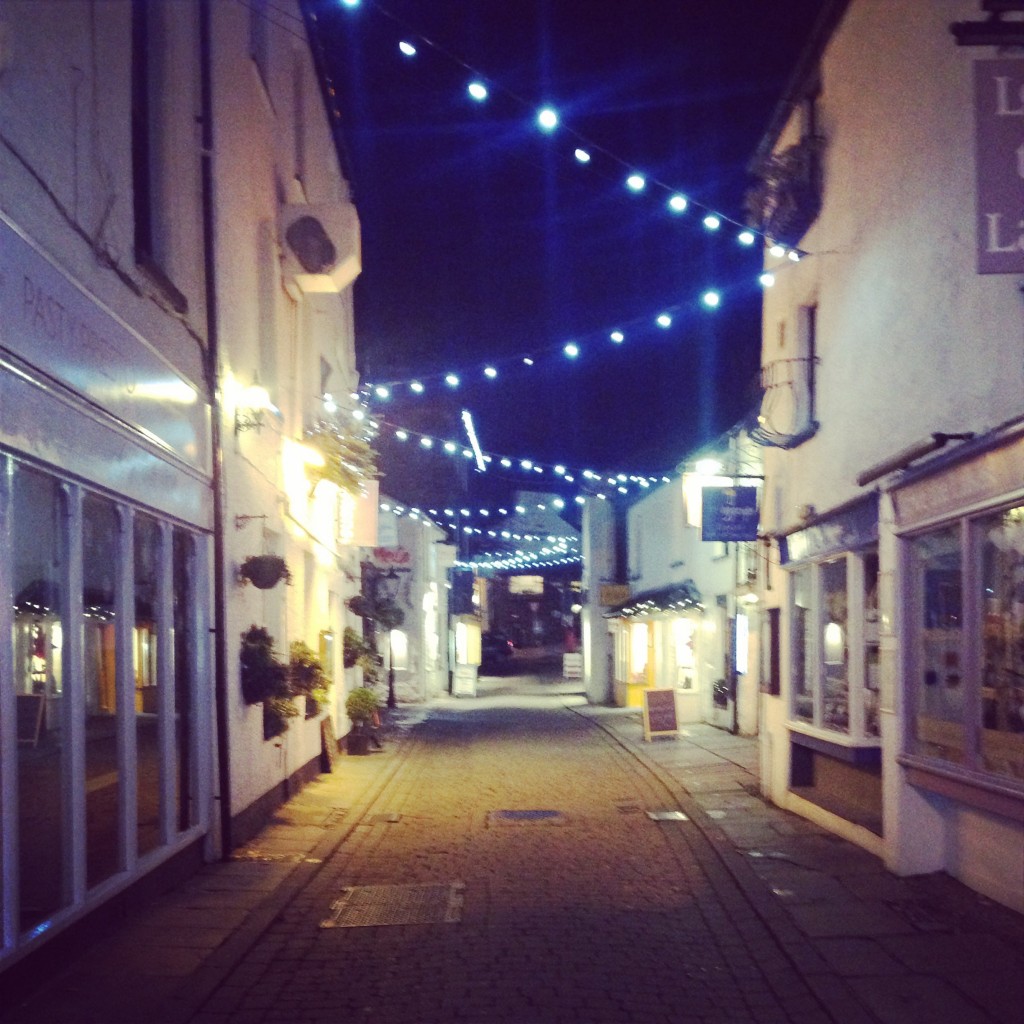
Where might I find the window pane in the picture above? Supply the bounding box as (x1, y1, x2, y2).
(83, 493, 122, 888)
(912, 526, 964, 763)
(863, 551, 881, 738)
(792, 567, 813, 722)
(172, 528, 196, 833)
(980, 505, 1024, 779)
(134, 514, 162, 856)
(821, 558, 849, 733)
(12, 466, 69, 930)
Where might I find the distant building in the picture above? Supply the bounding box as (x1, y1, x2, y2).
(599, 429, 764, 733)
(751, 0, 1023, 912)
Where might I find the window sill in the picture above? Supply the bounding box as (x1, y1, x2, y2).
(788, 721, 882, 764)
(897, 754, 1024, 823)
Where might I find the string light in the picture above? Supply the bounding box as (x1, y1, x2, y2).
(333, 1, 811, 262)
(372, 414, 674, 497)
(537, 107, 559, 131)
(398, 40, 416, 57)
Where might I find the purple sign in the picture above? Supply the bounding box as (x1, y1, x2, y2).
(975, 60, 1024, 275)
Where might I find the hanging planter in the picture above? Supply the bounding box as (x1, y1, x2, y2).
(239, 554, 292, 590)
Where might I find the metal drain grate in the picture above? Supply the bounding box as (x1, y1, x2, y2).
(646, 810, 689, 821)
(488, 809, 566, 827)
(320, 883, 465, 929)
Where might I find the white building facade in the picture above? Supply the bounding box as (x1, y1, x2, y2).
(752, 1, 1024, 912)
(600, 432, 764, 734)
(0, 0, 376, 976)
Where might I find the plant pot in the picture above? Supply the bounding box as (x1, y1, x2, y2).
(240, 556, 290, 590)
(346, 730, 370, 756)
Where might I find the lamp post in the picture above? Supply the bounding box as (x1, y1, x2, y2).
(379, 568, 401, 709)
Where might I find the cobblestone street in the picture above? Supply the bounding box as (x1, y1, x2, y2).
(3, 673, 1022, 1024)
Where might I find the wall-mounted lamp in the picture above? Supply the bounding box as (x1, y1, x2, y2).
(235, 382, 277, 434)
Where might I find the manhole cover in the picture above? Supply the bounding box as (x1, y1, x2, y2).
(320, 883, 464, 929)
(646, 810, 689, 821)
(488, 809, 566, 826)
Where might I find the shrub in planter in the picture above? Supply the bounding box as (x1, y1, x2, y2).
(263, 695, 299, 739)
(343, 625, 371, 669)
(239, 555, 292, 590)
(344, 685, 381, 755)
(240, 625, 288, 705)
(289, 640, 329, 716)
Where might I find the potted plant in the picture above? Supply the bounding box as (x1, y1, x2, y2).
(239, 554, 292, 590)
(344, 685, 381, 755)
(239, 625, 296, 739)
(289, 640, 329, 717)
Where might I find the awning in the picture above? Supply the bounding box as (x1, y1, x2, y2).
(603, 580, 702, 619)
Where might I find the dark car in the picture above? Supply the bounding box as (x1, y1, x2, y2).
(480, 632, 514, 674)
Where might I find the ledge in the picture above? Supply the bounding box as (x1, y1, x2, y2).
(898, 754, 1024, 824)
(789, 727, 882, 766)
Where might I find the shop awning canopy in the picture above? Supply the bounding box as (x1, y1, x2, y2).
(603, 580, 702, 619)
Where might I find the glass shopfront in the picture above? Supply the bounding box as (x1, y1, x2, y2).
(909, 504, 1024, 781)
(5, 456, 205, 938)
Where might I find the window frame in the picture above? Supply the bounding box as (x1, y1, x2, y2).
(786, 546, 881, 746)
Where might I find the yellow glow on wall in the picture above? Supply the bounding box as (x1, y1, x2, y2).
(629, 621, 648, 682)
(455, 616, 481, 665)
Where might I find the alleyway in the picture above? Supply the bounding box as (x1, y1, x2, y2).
(2, 671, 1022, 1024)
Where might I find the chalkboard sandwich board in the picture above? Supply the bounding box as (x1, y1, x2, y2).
(642, 688, 678, 742)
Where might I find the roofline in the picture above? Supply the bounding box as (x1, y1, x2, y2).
(749, 0, 852, 171)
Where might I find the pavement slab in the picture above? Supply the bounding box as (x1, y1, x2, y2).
(2, 685, 1022, 1024)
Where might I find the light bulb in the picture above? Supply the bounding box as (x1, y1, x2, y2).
(703, 214, 721, 231)
(574, 148, 591, 163)
(626, 174, 645, 192)
(610, 330, 624, 343)
(537, 107, 558, 131)
(468, 81, 488, 102)
(702, 290, 721, 308)
(399, 41, 416, 56)
(656, 313, 672, 328)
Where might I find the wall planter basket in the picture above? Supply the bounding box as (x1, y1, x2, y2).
(239, 555, 292, 590)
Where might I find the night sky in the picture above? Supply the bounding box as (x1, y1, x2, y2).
(309, 0, 824, 527)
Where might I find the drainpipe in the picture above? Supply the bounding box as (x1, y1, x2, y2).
(199, 0, 232, 859)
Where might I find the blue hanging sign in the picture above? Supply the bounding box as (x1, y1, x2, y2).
(702, 486, 760, 542)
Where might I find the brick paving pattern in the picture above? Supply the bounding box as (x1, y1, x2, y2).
(2, 673, 1021, 1024)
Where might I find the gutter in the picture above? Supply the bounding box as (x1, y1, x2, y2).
(199, 0, 232, 859)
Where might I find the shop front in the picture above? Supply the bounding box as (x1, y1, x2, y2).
(886, 420, 1024, 911)
(774, 494, 883, 836)
(1, 214, 213, 968)
(607, 582, 705, 720)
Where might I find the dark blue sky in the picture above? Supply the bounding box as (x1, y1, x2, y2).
(312, 0, 823, 515)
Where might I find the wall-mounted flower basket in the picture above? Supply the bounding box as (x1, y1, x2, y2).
(240, 554, 292, 590)
(239, 625, 297, 739)
(289, 640, 329, 718)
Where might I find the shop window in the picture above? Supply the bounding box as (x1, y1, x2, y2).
(629, 621, 649, 683)
(672, 617, 697, 689)
(980, 505, 1024, 777)
(910, 508, 1024, 782)
(910, 525, 965, 764)
(134, 513, 162, 857)
(82, 493, 122, 889)
(172, 528, 197, 834)
(789, 549, 879, 741)
(12, 465, 70, 932)
(792, 566, 814, 722)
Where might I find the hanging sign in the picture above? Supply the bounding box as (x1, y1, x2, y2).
(974, 59, 1024, 274)
(701, 486, 759, 542)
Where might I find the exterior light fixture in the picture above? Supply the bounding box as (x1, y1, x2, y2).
(234, 381, 276, 434)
